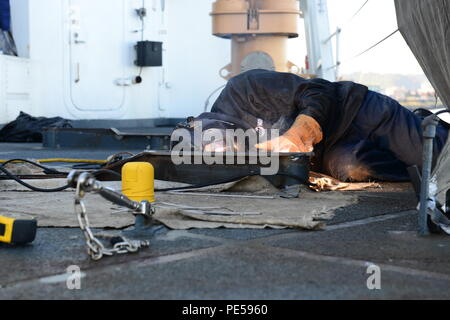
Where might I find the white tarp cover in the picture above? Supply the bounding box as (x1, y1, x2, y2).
(395, 0, 450, 203)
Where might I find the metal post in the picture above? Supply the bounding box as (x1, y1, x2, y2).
(418, 116, 439, 236)
(301, 0, 336, 81)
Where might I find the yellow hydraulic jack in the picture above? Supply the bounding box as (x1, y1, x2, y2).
(67, 162, 156, 260)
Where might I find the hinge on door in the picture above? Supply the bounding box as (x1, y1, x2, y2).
(74, 63, 80, 83)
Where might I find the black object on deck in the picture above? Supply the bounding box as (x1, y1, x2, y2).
(98, 151, 311, 190)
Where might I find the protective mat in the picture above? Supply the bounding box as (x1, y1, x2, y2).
(154, 191, 357, 230)
(0, 177, 358, 230)
(0, 191, 134, 228)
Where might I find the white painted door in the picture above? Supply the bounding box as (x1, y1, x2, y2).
(68, 0, 126, 112)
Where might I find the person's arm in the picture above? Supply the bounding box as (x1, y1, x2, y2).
(294, 78, 336, 130)
(255, 114, 323, 152)
(256, 79, 334, 152)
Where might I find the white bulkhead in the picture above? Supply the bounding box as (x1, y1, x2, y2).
(2, 0, 231, 123)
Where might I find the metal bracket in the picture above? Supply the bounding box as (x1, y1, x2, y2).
(67, 170, 155, 219)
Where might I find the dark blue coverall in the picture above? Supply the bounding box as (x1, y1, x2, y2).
(323, 91, 448, 181)
(0, 0, 11, 31)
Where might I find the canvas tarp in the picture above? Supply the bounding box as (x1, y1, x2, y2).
(0, 177, 361, 230)
(394, 0, 450, 204)
(394, 0, 450, 109)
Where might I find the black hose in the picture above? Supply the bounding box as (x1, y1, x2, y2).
(0, 160, 122, 192)
(434, 109, 450, 117)
(0, 158, 64, 174)
(0, 166, 71, 192)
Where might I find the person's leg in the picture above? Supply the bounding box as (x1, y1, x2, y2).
(323, 138, 410, 182)
(353, 91, 448, 169)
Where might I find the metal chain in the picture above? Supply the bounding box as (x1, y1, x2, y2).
(74, 179, 150, 261)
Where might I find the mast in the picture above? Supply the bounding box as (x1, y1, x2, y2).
(300, 0, 335, 81)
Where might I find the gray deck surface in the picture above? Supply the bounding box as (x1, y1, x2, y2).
(0, 143, 449, 300)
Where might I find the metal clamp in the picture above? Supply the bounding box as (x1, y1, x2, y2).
(68, 170, 153, 260)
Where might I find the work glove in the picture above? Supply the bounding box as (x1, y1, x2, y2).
(255, 114, 323, 152)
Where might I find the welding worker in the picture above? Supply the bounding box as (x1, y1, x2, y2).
(174, 69, 448, 182)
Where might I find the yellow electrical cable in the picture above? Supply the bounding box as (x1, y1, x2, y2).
(0, 158, 108, 164)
